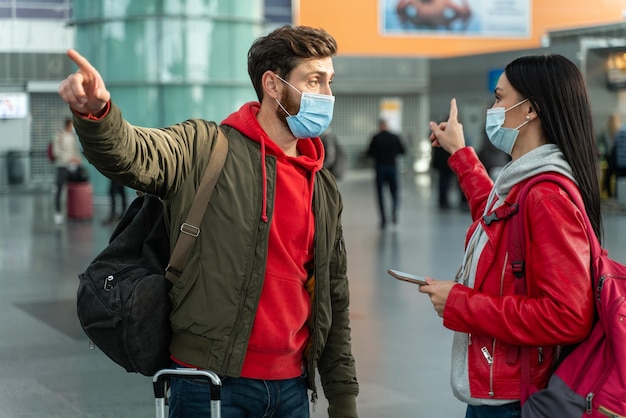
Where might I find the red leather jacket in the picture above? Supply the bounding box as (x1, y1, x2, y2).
(444, 147, 594, 400)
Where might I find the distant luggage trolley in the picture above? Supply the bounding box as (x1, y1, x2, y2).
(153, 368, 222, 418)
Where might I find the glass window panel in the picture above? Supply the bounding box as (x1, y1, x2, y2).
(100, 20, 159, 83)
(111, 86, 160, 127)
(16, 8, 65, 18)
(264, 0, 291, 23)
(21, 0, 66, 4)
(162, 86, 254, 126)
(72, 1, 101, 20)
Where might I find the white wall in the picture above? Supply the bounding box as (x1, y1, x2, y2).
(0, 19, 74, 53)
(0, 118, 30, 152)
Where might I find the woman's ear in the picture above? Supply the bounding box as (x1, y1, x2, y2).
(527, 103, 539, 122)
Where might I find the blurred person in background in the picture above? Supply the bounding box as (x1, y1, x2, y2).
(598, 113, 620, 200)
(366, 119, 406, 228)
(432, 145, 456, 209)
(51, 117, 82, 224)
(101, 179, 127, 225)
(320, 127, 347, 180)
(476, 131, 511, 180)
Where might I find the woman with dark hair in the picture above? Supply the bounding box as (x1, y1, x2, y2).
(419, 54, 598, 417)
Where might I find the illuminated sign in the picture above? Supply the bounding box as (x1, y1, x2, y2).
(0, 93, 28, 119)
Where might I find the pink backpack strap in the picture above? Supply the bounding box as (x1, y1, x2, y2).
(509, 172, 597, 404)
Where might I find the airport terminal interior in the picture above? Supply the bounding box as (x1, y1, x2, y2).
(3, 2, 626, 417)
(2, 168, 626, 417)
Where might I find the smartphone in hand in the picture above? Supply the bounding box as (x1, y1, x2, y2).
(387, 269, 428, 285)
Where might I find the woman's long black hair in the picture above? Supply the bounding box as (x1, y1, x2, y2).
(505, 54, 603, 241)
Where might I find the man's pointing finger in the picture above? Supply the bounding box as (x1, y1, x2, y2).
(66, 49, 96, 75)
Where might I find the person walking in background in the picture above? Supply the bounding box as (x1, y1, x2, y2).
(366, 119, 406, 228)
(58, 25, 358, 418)
(51, 117, 82, 224)
(101, 179, 127, 225)
(599, 113, 620, 200)
(476, 131, 511, 180)
(320, 127, 347, 180)
(420, 54, 598, 417)
(614, 121, 626, 202)
(432, 145, 454, 209)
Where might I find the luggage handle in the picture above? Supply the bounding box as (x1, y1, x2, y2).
(153, 368, 221, 418)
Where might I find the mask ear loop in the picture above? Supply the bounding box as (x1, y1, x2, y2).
(275, 75, 302, 96)
(275, 98, 292, 117)
(514, 114, 531, 130)
(274, 74, 301, 117)
(505, 98, 529, 112)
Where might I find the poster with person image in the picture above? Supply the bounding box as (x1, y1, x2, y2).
(380, 0, 530, 37)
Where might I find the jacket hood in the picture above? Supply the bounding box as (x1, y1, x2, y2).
(221, 102, 324, 223)
(222, 102, 325, 170)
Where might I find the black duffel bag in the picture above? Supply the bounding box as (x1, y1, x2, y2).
(77, 194, 172, 375)
(75, 129, 228, 376)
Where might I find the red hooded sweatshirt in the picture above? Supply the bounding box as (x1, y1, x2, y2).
(222, 102, 325, 379)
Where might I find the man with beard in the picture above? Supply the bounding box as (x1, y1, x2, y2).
(58, 25, 358, 418)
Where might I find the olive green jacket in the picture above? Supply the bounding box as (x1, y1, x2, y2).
(73, 102, 358, 417)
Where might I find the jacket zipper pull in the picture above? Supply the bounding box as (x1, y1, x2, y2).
(538, 347, 544, 364)
(586, 392, 593, 414)
(481, 347, 493, 364)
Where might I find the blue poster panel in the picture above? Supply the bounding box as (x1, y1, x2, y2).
(380, 0, 530, 37)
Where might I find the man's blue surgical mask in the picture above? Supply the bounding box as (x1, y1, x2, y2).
(485, 98, 530, 155)
(276, 75, 335, 139)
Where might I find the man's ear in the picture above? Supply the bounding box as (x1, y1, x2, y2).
(262, 71, 280, 100)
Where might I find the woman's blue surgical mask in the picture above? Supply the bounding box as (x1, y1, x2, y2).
(485, 98, 530, 155)
(275, 75, 335, 139)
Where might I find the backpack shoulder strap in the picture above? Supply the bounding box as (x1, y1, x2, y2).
(165, 128, 229, 283)
(509, 173, 599, 295)
(510, 172, 598, 404)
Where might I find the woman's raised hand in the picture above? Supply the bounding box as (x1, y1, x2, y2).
(428, 98, 466, 156)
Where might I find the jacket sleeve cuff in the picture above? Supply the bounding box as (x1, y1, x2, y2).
(442, 283, 471, 332)
(447, 146, 478, 174)
(71, 101, 111, 120)
(327, 392, 358, 418)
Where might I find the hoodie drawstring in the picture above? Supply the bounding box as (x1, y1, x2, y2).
(260, 137, 268, 223)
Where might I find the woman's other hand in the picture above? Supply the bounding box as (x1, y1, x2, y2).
(419, 277, 457, 318)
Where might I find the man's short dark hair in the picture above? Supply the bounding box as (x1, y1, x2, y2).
(247, 25, 337, 102)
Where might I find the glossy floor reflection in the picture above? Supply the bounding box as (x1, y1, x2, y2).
(1, 171, 625, 417)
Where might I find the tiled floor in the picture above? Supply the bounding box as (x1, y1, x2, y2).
(1, 170, 625, 418)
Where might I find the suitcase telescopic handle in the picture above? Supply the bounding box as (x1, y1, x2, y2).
(153, 368, 221, 418)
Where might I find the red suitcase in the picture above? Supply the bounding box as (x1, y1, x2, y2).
(67, 182, 93, 220)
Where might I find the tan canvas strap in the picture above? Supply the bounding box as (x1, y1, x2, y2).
(165, 128, 228, 283)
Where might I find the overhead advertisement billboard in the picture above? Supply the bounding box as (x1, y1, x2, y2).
(381, 0, 530, 38)
(298, 0, 626, 57)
